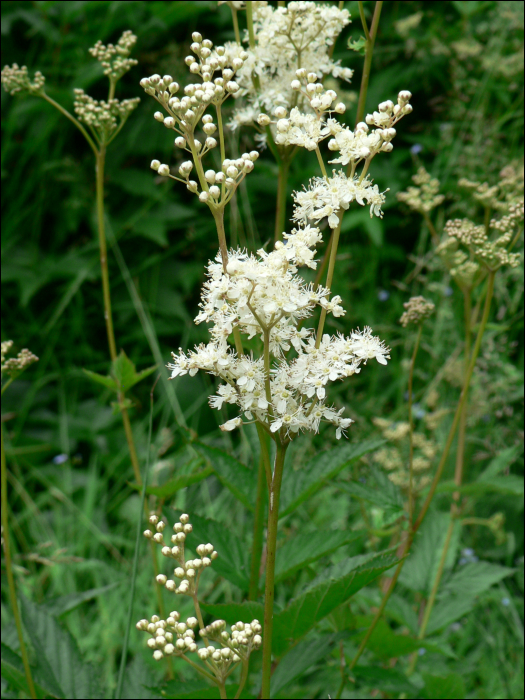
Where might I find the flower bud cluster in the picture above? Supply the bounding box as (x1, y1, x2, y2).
(441, 208, 522, 274)
(458, 178, 501, 211)
(1, 341, 39, 378)
(397, 167, 445, 214)
(143, 513, 217, 596)
(73, 89, 140, 142)
(88, 31, 138, 82)
(1, 64, 45, 95)
(136, 612, 199, 661)
(399, 296, 436, 327)
(328, 91, 413, 166)
(141, 33, 257, 207)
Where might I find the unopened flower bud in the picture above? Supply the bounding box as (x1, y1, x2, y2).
(154, 111, 164, 122)
(257, 114, 271, 126)
(291, 79, 301, 90)
(199, 191, 210, 202)
(144, 529, 153, 538)
(156, 574, 167, 585)
(163, 117, 175, 128)
(205, 137, 217, 149)
(209, 185, 221, 198)
(166, 580, 176, 591)
(174, 567, 185, 578)
(174, 137, 186, 149)
(187, 180, 198, 192)
(153, 532, 164, 543)
(334, 102, 346, 114)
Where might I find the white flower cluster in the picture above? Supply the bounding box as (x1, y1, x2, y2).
(168, 226, 389, 440)
(199, 618, 262, 665)
(144, 513, 218, 596)
(293, 170, 387, 228)
(88, 30, 138, 82)
(224, 1, 352, 129)
(328, 91, 413, 166)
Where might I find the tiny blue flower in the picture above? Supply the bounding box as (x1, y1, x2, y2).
(378, 290, 390, 302)
(52, 453, 68, 465)
(502, 597, 510, 607)
(418, 648, 426, 656)
(462, 548, 474, 557)
(410, 143, 423, 155)
(444, 286, 453, 297)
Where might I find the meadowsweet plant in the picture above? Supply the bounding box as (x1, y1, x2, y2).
(138, 513, 261, 697)
(139, 4, 413, 697)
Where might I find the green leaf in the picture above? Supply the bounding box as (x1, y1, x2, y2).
(82, 368, 118, 392)
(422, 672, 466, 699)
(145, 466, 212, 498)
(275, 530, 359, 583)
(41, 583, 120, 618)
(338, 470, 404, 522)
(398, 513, 461, 594)
(199, 601, 265, 628)
(270, 634, 338, 696)
(111, 350, 157, 393)
(194, 444, 255, 512)
(353, 617, 449, 660)
(441, 561, 515, 598)
(347, 35, 367, 55)
(272, 550, 399, 657)
(353, 665, 419, 693)
(477, 445, 522, 480)
(385, 593, 419, 635)
(340, 208, 383, 245)
(425, 562, 515, 635)
(182, 512, 251, 591)
(437, 477, 524, 496)
(20, 596, 103, 699)
(279, 439, 384, 517)
(163, 683, 243, 699)
(1, 642, 61, 698)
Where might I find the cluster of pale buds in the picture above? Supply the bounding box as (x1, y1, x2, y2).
(144, 513, 217, 595)
(198, 619, 262, 674)
(290, 68, 346, 115)
(151, 151, 259, 205)
(136, 612, 199, 661)
(366, 90, 413, 128)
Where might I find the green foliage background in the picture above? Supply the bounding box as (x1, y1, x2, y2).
(1, 1, 524, 698)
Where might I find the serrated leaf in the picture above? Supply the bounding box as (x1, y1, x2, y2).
(353, 665, 419, 693)
(275, 530, 359, 583)
(423, 672, 465, 699)
(199, 601, 265, 628)
(41, 583, 119, 618)
(145, 467, 212, 498)
(441, 561, 514, 598)
(194, 444, 255, 512)
(385, 593, 419, 635)
(121, 654, 163, 699)
(1, 642, 60, 698)
(425, 562, 515, 635)
(181, 512, 251, 591)
(398, 513, 461, 594)
(477, 445, 522, 480)
(279, 439, 384, 517)
(437, 477, 524, 496)
(353, 617, 447, 660)
(112, 350, 155, 393)
(272, 550, 399, 657)
(20, 596, 103, 699)
(270, 634, 338, 696)
(133, 364, 158, 388)
(82, 368, 118, 391)
(338, 480, 403, 514)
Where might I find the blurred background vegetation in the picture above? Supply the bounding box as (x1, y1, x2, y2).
(1, 1, 523, 698)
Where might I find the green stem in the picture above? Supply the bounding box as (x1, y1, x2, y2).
(96, 148, 117, 362)
(413, 271, 495, 534)
(1, 426, 37, 699)
(354, 2, 383, 127)
(315, 217, 343, 347)
(261, 442, 288, 699)
(422, 211, 440, 245)
(407, 324, 423, 527)
(256, 422, 273, 489)
(274, 159, 290, 242)
(181, 654, 217, 684)
(453, 288, 472, 502)
(349, 272, 496, 669)
(249, 452, 267, 600)
(231, 7, 241, 45)
(235, 661, 249, 699)
(41, 92, 98, 156)
(211, 208, 231, 274)
(407, 517, 455, 675)
(246, 2, 257, 49)
(315, 146, 328, 179)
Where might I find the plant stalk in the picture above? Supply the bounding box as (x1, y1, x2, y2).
(407, 324, 423, 526)
(274, 159, 290, 241)
(1, 426, 37, 699)
(249, 452, 267, 600)
(355, 2, 383, 127)
(261, 442, 288, 699)
(315, 217, 343, 346)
